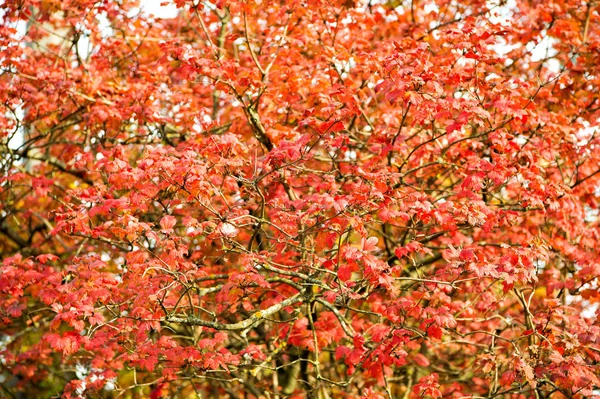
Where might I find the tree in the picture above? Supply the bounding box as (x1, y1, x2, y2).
(1, 0, 599, 397)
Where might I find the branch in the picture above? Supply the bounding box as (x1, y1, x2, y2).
(571, 167, 600, 188)
(245, 105, 273, 151)
(165, 293, 303, 330)
(0, 221, 29, 249)
(315, 297, 356, 338)
(243, 11, 266, 77)
(388, 102, 411, 168)
(17, 151, 93, 185)
(582, 1, 592, 45)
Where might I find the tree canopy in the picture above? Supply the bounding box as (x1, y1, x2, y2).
(1, 0, 600, 398)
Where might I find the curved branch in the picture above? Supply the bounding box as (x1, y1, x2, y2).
(165, 293, 303, 331)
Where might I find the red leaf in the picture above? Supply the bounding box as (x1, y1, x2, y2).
(159, 215, 177, 230)
(150, 382, 167, 399)
(46, 333, 80, 356)
(362, 236, 378, 252)
(338, 265, 353, 282)
(427, 325, 443, 339)
(36, 254, 58, 264)
(500, 370, 516, 386)
(413, 353, 431, 367)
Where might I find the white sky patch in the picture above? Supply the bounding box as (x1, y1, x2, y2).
(490, 37, 520, 57)
(567, 290, 599, 320)
(97, 12, 114, 39)
(529, 35, 558, 62)
(486, 0, 560, 73)
(487, 0, 515, 25)
(332, 57, 356, 75)
(0, 9, 27, 151)
(573, 119, 599, 147)
(527, 34, 561, 73)
(495, 0, 561, 74)
(424, 3, 439, 14)
(344, 150, 357, 161)
(487, 0, 519, 56)
(584, 205, 599, 223)
(139, 0, 180, 19)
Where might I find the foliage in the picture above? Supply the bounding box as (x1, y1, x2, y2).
(1, 0, 600, 398)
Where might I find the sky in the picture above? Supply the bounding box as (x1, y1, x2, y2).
(140, 0, 179, 18)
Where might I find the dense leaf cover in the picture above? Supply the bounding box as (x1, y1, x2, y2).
(1, 0, 600, 398)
